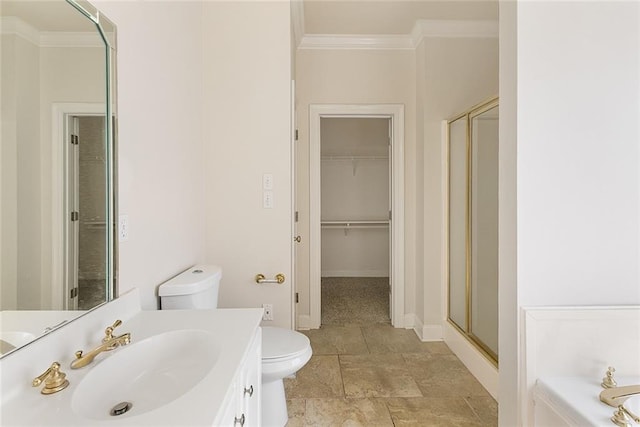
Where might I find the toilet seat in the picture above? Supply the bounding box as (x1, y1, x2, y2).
(262, 327, 310, 361)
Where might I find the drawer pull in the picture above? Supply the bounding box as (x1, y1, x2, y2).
(244, 385, 254, 397)
(234, 413, 245, 426)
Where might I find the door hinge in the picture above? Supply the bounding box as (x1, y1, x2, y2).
(295, 211, 299, 222)
(71, 134, 79, 145)
(71, 211, 79, 222)
(388, 210, 392, 220)
(295, 292, 299, 303)
(70, 288, 78, 299)
(295, 129, 299, 141)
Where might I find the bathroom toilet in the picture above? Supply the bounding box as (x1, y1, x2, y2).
(158, 265, 312, 427)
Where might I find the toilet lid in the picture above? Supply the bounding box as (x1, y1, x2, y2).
(262, 327, 310, 360)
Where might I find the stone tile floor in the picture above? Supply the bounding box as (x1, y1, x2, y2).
(283, 277, 497, 426)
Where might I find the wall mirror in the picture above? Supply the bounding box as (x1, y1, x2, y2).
(0, 0, 117, 356)
(447, 97, 498, 364)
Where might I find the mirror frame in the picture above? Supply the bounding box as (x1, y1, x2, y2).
(0, 0, 117, 357)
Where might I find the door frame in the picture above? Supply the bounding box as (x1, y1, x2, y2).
(51, 103, 104, 310)
(309, 104, 405, 328)
(290, 80, 297, 329)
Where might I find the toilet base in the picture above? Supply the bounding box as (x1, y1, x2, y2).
(262, 378, 288, 427)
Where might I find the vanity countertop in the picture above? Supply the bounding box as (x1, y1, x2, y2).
(0, 289, 263, 426)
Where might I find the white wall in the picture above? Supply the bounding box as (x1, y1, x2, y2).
(417, 36, 498, 336)
(321, 156, 389, 277)
(499, 2, 640, 425)
(0, 35, 18, 309)
(517, 1, 639, 307)
(202, 1, 293, 328)
(295, 48, 417, 326)
(94, 1, 205, 310)
(1, 34, 44, 310)
(0, 34, 40, 310)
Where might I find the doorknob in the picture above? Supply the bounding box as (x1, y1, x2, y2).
(294, 236, 301, 243)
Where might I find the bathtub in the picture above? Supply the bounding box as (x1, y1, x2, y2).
(522, 307, 640, 426)
(534, 376, 640, 426)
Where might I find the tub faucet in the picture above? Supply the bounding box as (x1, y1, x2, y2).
(600, 384, 640, 407)
(70, 320, 131, 369)
(601, 384, 640, 426)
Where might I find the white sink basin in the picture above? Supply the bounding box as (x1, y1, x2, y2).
(71, 329, 219, 420)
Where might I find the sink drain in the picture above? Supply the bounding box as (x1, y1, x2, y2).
(110, 402, 133, 416)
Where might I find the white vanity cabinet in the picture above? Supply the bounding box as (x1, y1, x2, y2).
(214, 327, 262, 426)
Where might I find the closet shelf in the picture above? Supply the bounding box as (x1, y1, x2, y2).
(321, 220, 389, 229)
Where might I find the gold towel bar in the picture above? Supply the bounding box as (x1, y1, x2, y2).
(255, 273, 285, 284)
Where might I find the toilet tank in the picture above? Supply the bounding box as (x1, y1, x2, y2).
(158, 265, 222, 310)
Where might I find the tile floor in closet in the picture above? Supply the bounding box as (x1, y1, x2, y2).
(284, 277, 498, 426)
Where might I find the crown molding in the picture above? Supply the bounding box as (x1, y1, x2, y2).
(298, 19, 498, 51)
(1, 16, 40, 46)
(1, 17, 102, 48)
(40, 32, 103, 48)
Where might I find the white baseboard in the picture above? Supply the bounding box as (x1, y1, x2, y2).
(443, 321, 498, 399)
(320, 270, 389, 277)
(403, 313, 415, 329)
(297, 314, 313, 330)
(420, 324, 444, 341)
(406, 314, 444, 341)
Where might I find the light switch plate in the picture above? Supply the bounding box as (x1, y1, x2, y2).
(263, 191, 273, 209)
(118, 215, 129, 242)
(263, 173, 274, 190)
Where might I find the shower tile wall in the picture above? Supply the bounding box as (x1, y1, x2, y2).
(78, 116, 106, 309)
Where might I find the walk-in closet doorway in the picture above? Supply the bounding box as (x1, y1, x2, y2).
(309, 104, 405, 328)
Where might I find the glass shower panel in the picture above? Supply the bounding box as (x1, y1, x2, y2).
(448, 117, 468, 331)
(470, 105, 499, 356)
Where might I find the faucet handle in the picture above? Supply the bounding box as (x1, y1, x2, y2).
(103, 319, 123, 343)
(611, 405, 640, 426)
(32, 362, 70, 395)
(603, 366, 618, 389)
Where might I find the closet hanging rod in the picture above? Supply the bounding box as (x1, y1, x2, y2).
(321, 220, 389, 228)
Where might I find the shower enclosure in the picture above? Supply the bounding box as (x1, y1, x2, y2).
(447, 97, 499, 363)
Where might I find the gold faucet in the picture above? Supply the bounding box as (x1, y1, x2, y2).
(70, 320, 131, 369)
(600, 384, 640, 407)
(601, 384, 640, 426)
